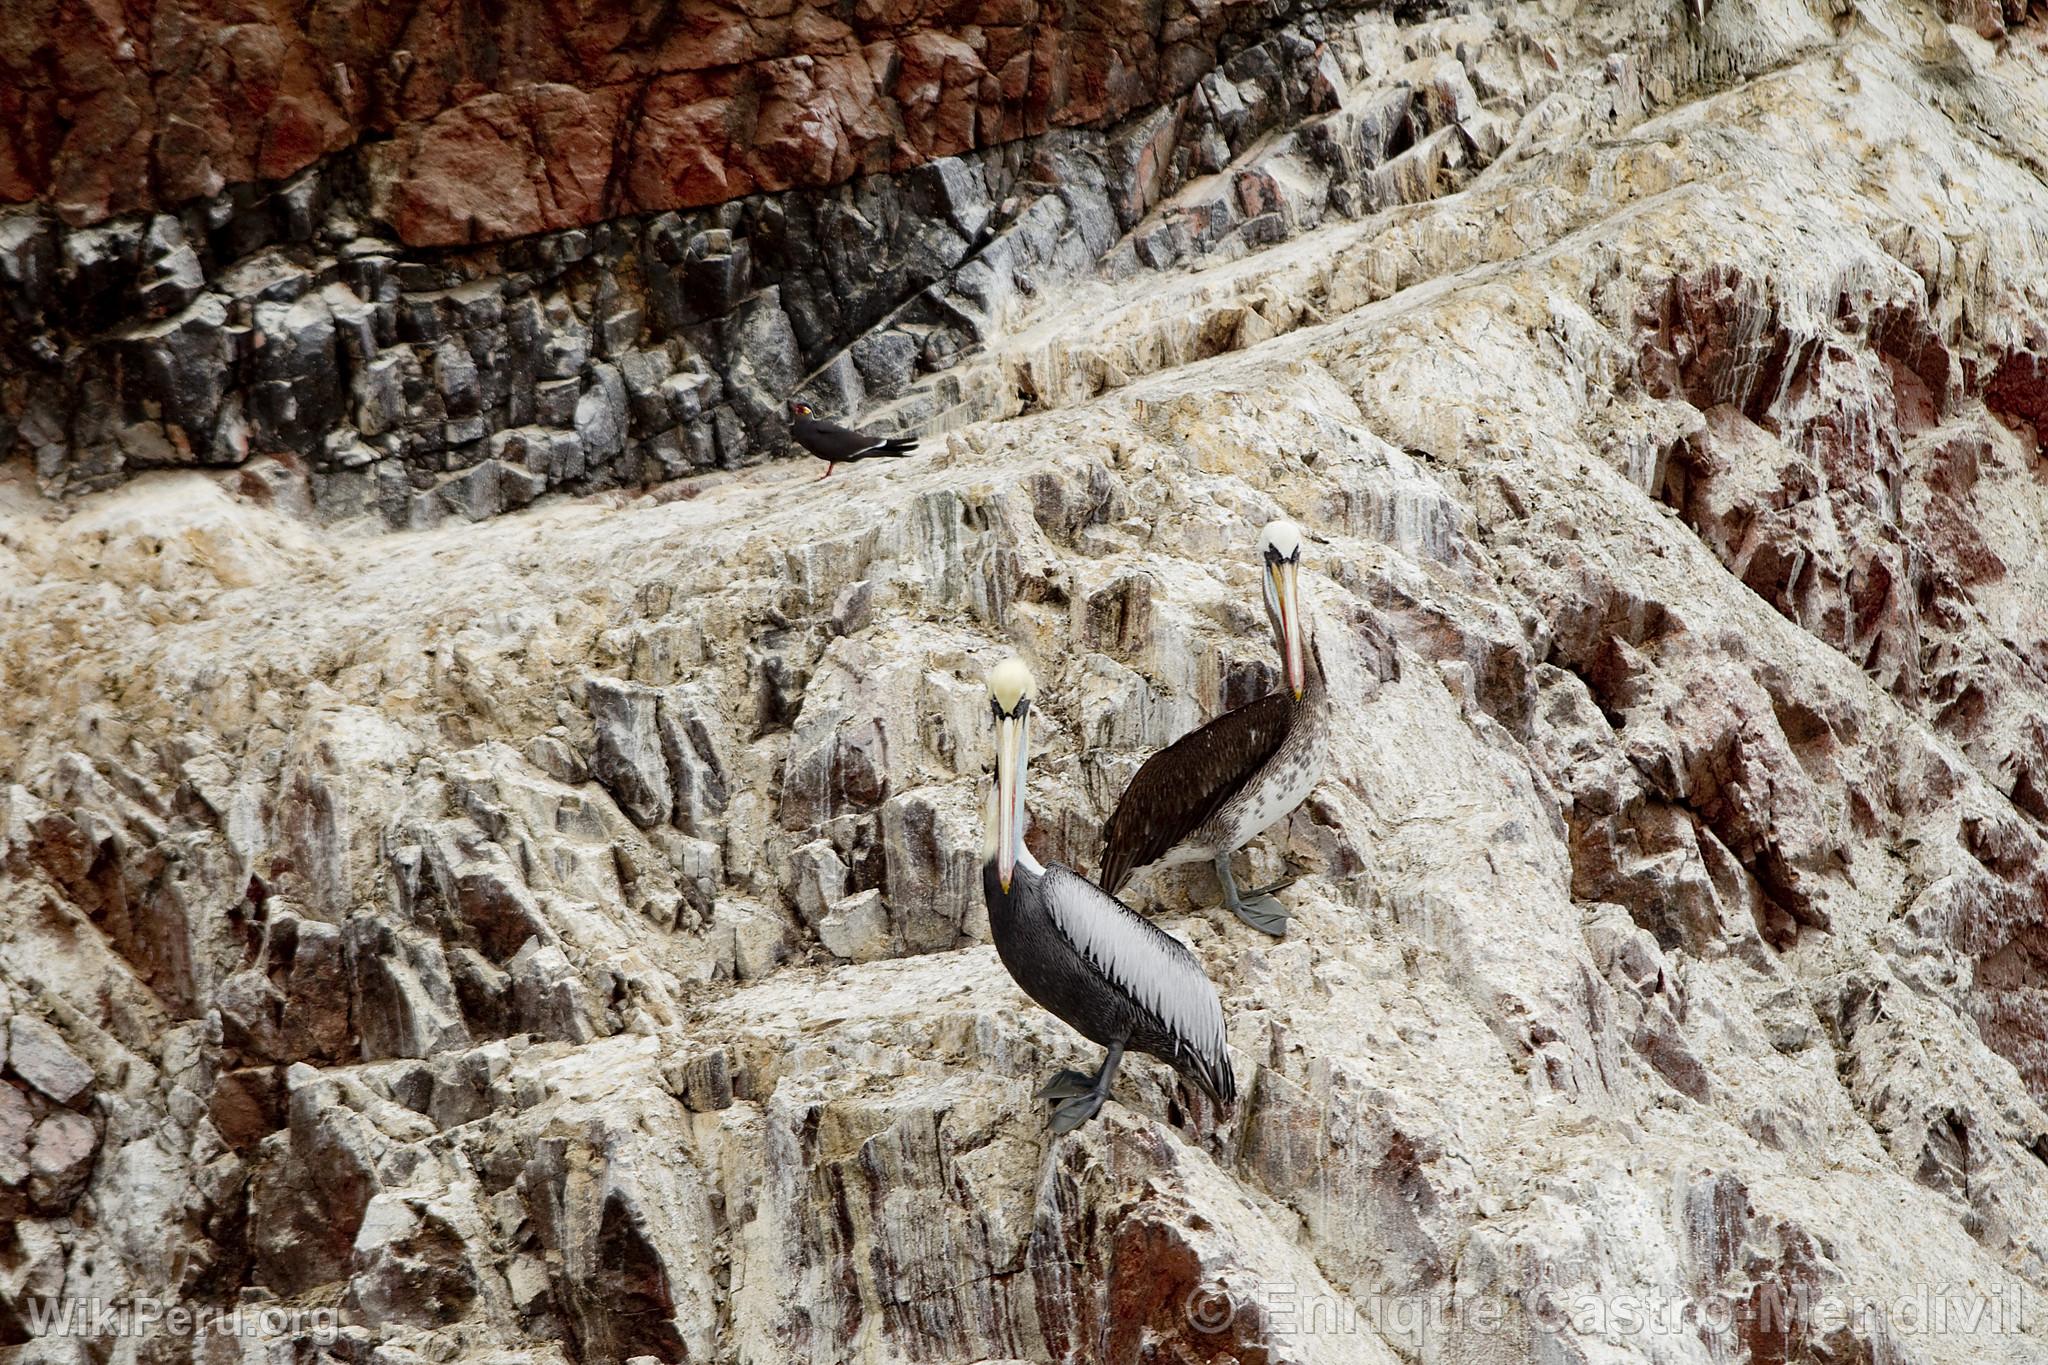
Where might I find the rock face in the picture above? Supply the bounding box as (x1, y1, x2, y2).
(1, 0, 1364, 240)
(2, 0, 1533, 526)
(5, 1, 2048, 1364)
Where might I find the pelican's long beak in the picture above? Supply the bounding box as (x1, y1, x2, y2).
(1271, 558, 1305, 699)
(992, 709, 1029, 892)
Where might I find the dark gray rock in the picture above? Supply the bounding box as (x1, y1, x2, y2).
(851, 330, 920, 399)
(436, 460, 508, 521)
(586, 678, 672, 828)
(658, 690, 731, 839)
(535, 378, 580, 428)
(444, 415, 490, 446)
(717, 289, 801, 434)
(660, 371, 721, 425)
(798, 353, 864, 416)
(491, 425, 586, 484)
(0, 213, 59, 321)
(109, 294, 235, 454)
(575, 363, 628, 463)
(310, 467, 378, 521)
(1240, 212, 1289, 247)
(434, 338, 481, 417)
(61, 221, 145, 331)
(396, 292, 445, 343)
(907, 157, 992, 241)
(501, 461, 548, 508)
(685, 230, 752, 318)
(619, 350, 676, 434)
(355, 351, 418, 438)
(219, 249, 314, 306)
(376, 462, 413, 526)
(542, 318, 591, 379)
(250, 293, 342, 451)
(326, 285, 382, 369)
(139, 215, 204, 319)
(446, 281, 505, 331)
(712, 405, 747, 465)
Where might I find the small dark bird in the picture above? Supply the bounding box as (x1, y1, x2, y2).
(788, 401, 919, 480)
(1097, 520, 1329, 937)
(981, 659, 1236, 1133)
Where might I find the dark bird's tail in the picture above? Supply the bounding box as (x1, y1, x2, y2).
(878, 435, 918, 454)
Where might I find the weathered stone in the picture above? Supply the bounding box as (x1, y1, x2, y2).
(7, 1016, 92, 1104)
(26, 1110, 97, 1211)
(684, 232, 751, 318)
(434, 338, 481, 417)
(509, 939, 603, 1043)
(586, 678, 671, 828)
(138, 216, 204, 318)
(535, 379, 582, 429)
(816, 889, 890, 963)
(574, 363, 628, 464)
(0, 1084, 31, 1186)
(851, 330, 921, 400)
(355, 351, 418, 438)
(662, 1049, 733, 1112)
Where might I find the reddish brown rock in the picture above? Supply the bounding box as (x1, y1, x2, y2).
(4, 0, 1353, 244)
(1983, 347, 2047, 451)
(209, 1066, 287, 1151)
(366, 85, 632, 246)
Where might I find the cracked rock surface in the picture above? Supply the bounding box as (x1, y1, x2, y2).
(5, 0, 2048, 1363)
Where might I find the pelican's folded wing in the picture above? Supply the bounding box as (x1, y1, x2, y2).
(1097, 692, 1293, 893)
(1041, 865, 1235, 1104)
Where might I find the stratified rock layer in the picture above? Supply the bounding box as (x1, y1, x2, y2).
(0, 0, 1367, 241)
(5, 1, 2048, 1364)
(2, 4, 1539, 526)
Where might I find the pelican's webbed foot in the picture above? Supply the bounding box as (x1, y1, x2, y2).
(1049, 1090, 1107, 1133)
(1036, 1069, 1097, 1101)
(1216, 855, 1292, 938)
(1043, 1042, 1125, 1134)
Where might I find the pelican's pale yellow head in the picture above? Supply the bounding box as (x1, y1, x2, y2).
(1257, 520, 1308, 699)
(1257, 519, 1303, 563)
(987, 657, 1036, 717)
(984, 658, 1037, 891)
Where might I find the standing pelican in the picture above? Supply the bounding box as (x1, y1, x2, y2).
(1098, 520, 1328, 937)
(981, 659, 1236, 1133)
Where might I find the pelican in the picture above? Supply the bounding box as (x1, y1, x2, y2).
(981, 659, 1236, 1133)
(1097, 520, 1328, 937)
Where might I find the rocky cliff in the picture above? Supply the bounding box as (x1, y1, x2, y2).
(5, 0, 2048, 1363)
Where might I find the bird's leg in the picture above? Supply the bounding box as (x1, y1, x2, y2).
(1048, 1041, 1124, 1134)
(1215, 853, 1291, 938)
(813, 461, 836, 481)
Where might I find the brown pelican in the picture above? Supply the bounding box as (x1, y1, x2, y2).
(1097, 520, 1328, 937)
(981, 658, 1236, 1133)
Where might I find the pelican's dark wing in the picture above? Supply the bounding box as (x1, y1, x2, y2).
(1097, 693, 1293, 892)
(1040, 865, 1235, 1105)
